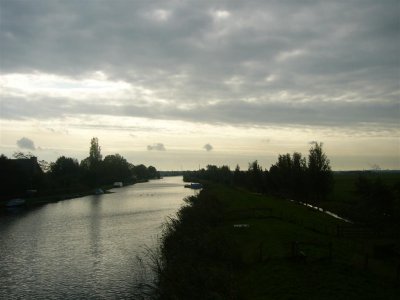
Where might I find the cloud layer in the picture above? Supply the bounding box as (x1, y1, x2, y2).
(1, 1, 399, 135)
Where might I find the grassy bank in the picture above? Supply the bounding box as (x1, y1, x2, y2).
(155, 184, 399, 299)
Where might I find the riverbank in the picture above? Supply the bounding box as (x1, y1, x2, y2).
(0, 179, 150, 210)
(155, 183, 399, 299)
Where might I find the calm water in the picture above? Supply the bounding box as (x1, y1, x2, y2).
(0, 176, 196, 299)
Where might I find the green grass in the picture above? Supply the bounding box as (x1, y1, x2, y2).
(157, 183, 400, 299)
(321, 171, 400, 222)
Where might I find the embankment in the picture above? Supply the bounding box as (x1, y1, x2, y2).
(155, 184, 400, 299)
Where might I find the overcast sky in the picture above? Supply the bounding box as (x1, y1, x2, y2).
(1, 0, 399, 170)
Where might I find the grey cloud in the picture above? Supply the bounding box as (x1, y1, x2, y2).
(1, 94, 399, 130)
(147, 143, 166, 151)
(17, 137, 36, 150)
(1, 0, 398, 131)
(203, 144, 213, 152)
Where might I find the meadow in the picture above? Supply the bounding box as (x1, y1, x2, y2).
(155, 175, 400, 299)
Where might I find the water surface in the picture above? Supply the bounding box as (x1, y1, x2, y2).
(0, 176, 195, 299)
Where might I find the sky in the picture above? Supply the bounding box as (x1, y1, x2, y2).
(0, 0, 399, 171)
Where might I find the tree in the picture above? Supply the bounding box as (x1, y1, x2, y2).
(291, 152, 307, 199)
(0, 154, 25, 197)
(80, 137, 103, 187)
(1, 153, 44, 197)
(102, 154, 131, 183)
(50, 156, 81, 189)
(50, 156, 80, 176)
(132, 164, 149, 180)
(147, 166, 160, 179)
(218, 165, 232, 185)
(13, 151, 35, 159)
(233, 164, 242, 186)
(89, 137, 102, 166)
(269, 153, 306, 198)
(248, 160, 264, 192)
(307, 142, 333, 202)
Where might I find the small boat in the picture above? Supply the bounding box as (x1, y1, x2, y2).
(94, 188, 104, 195)
(184, 183, 203, 189)
(6, 198, 26, 207)
(113, 182, 123, 188)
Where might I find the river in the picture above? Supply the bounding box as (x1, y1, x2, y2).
(0, 176, 196, 299)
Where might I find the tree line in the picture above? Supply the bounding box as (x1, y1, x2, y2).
(184, 142, 400, 227)
(0, 137, 160, 200)
(184, 142, 333, 204)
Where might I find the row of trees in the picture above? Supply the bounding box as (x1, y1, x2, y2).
(184, 142, 333, 204)
(0, 138, 160, 199)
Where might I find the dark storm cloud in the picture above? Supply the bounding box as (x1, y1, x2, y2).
(1, 0, 399, 129)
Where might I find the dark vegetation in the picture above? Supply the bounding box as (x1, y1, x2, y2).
(152, 185, 400, 299)
(0, 137, 160, 206)
(151, 142, 400, 299)
(184, 142, 400, 231)
(185, 142, 333, 203)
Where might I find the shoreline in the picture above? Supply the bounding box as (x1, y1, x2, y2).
(0, 179, 150, 212)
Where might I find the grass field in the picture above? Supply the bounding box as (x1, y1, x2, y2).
(157, 182, 400, 299)
(321, 171, 400, 224)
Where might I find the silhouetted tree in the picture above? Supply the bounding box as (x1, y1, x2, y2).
(269, 154, 292, 196)
(13, 151, 35, 159)
(49, 156, 81, 190)
(0, 154, 44, 198)
(102, 154, 131, 184)
(0, 155, 25, 198)
(233, 164, 245, 186)
(248, 160, 264, 192)
(147, 165, 160, 179)
(307, 142, 333, 202)
(89, 137, 102, 167)
(132, 164, 149, 180)
(291, 152, 308, 199)
(80, 137, 103, 187)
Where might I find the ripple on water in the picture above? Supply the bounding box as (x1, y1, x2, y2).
(0, 177, 195, 299)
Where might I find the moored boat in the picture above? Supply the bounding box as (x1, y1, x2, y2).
(184, 183, 203, 189)
(6, 198, 26, 207)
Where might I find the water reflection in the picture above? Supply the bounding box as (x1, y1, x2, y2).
(89, 196, 102, 260)
(0, 176, 194, 299)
